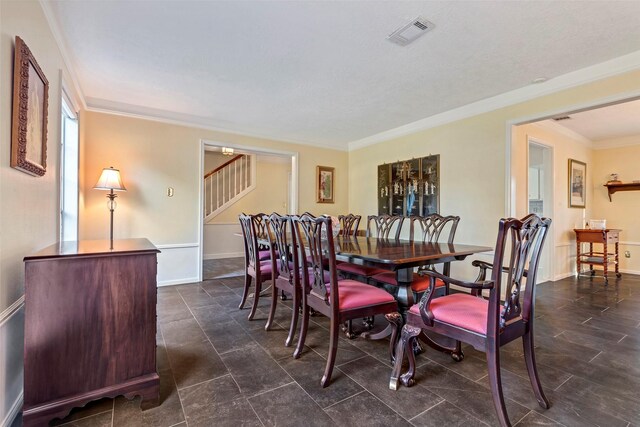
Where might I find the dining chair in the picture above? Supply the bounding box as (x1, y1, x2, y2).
(238, 213, 273, 319)
(263, 213, 300, 346)
(291, 213, 399, 387)
(253, 214, 273, 261)
(371, 214, 460, 298)
(336, 214, 405, 281)
(389, 214, 552, 427)
(338, 214, 361, 237)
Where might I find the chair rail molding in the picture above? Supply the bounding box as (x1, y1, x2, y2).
(0, 295, 24, 327)
(154, 243, 200, 286)
(0, 295, 25, 427)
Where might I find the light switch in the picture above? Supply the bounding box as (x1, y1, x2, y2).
(167, 187, 174, 197)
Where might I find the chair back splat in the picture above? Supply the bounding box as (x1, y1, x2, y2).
(409, 214, 460, 244)
(238, 213, 261, 274)
(366, 215, 404, 240)
(265, 213, 298, 284)
(293, 213, 334, 304)
(338, 214, 361, 237)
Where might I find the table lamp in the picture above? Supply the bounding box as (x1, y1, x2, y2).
(94, 166, 126, 248)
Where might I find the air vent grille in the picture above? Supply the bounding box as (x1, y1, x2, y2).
(387, 16, 434, 46)
(553, 116, 572, 121)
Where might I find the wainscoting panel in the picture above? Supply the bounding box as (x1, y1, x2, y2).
(155, 244, 200, 287)
(203, 223, 244, 260)
(554, 242, 575, 281)
(0, 296, 25, 427)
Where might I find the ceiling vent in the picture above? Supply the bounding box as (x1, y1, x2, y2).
(553, 116, 572, 121)
(387, 16, 435, 46)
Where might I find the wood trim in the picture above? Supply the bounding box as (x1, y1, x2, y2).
(204, 154, 244, 179)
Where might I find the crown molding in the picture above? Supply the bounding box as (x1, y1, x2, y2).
(38, 0, 87, 111)
(529, 120, 593, 148)
(348, 49, 640, 151)
(592, 136, 640, 150)
(86, 98, 348, 152)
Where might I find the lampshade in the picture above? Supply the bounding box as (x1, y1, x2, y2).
(94, 167, 126, 191)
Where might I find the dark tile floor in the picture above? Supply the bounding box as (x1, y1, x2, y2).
(12, 258, 640, 426)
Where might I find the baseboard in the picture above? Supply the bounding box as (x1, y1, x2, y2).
(203, 252, 244, 260)
(157, 276, 200, 287)
(619, 268, 640, 276)
(553, 271, 575, 281)
(1, 391, 23, 427)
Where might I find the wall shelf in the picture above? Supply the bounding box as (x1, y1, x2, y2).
(604, 182, 640, 201)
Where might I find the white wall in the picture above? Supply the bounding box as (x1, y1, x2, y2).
(0, 1, 81, 424)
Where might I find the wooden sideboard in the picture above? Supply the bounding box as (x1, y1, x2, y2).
(574, 229, 621, 284)
(23, 239, 161, 426)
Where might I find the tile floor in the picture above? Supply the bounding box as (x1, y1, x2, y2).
(12, 258, 640, 426)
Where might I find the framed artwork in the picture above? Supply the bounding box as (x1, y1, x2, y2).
(11, 36, 49, 177)
(316, 166, 334, 203)
(568, 159, 586, 208)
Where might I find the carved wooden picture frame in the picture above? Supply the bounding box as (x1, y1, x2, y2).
(11, 36, 49, 177)
(316, 166, 335, 203)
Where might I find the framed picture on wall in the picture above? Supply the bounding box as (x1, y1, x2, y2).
(316, 166, 334, 203)
(568, 159, 586, 208)
(11, 36, 49, 177)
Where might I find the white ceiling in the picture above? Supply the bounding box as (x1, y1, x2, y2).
(48, 1, 640, 150)
(548, 99, 640, 142)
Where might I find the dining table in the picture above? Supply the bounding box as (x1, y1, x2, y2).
(334, 235, 491, 308)
(332, 235, 491, 339)
(245, 230, 491, 338)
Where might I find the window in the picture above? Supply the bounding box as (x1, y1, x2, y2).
(60, 95, 79, 242)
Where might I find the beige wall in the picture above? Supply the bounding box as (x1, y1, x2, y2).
(210, 157, 290, 223)
(203, 155, 291, 259)
(349, 70, 640, 281)
(79, 111, 348, 283)
(592, 139, 640, 274)
(204, 150, 228, 174)
(0, 0, 81, 423)
(512, 122, 594, 279)
(81, 110, 348, 239)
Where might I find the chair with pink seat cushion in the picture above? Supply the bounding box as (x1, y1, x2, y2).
(238, 213, 273, 319)
(291, 214, 399, 387)
(389, 214, 552, 427)
(336, 214, 405, 282)
(371, 214, 460, 298)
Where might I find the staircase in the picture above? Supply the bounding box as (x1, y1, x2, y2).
(204, 154, 255, 222)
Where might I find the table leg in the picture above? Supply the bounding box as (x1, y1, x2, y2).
(615, 241, 622, 278)
(395, 268, 415, 310)
(576, 240, 581, 276)
(603, 239, 609, 284)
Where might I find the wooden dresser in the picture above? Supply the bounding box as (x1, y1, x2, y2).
(23, 239, 160, 426)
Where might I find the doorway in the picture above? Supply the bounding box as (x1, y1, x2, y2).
(528, 139, 554, 282)
(197, 140, 299, 281)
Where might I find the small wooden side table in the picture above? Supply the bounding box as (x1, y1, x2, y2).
(574, 228, 622, 283)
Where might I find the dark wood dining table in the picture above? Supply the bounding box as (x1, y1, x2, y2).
(333, 235, 491, 309)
